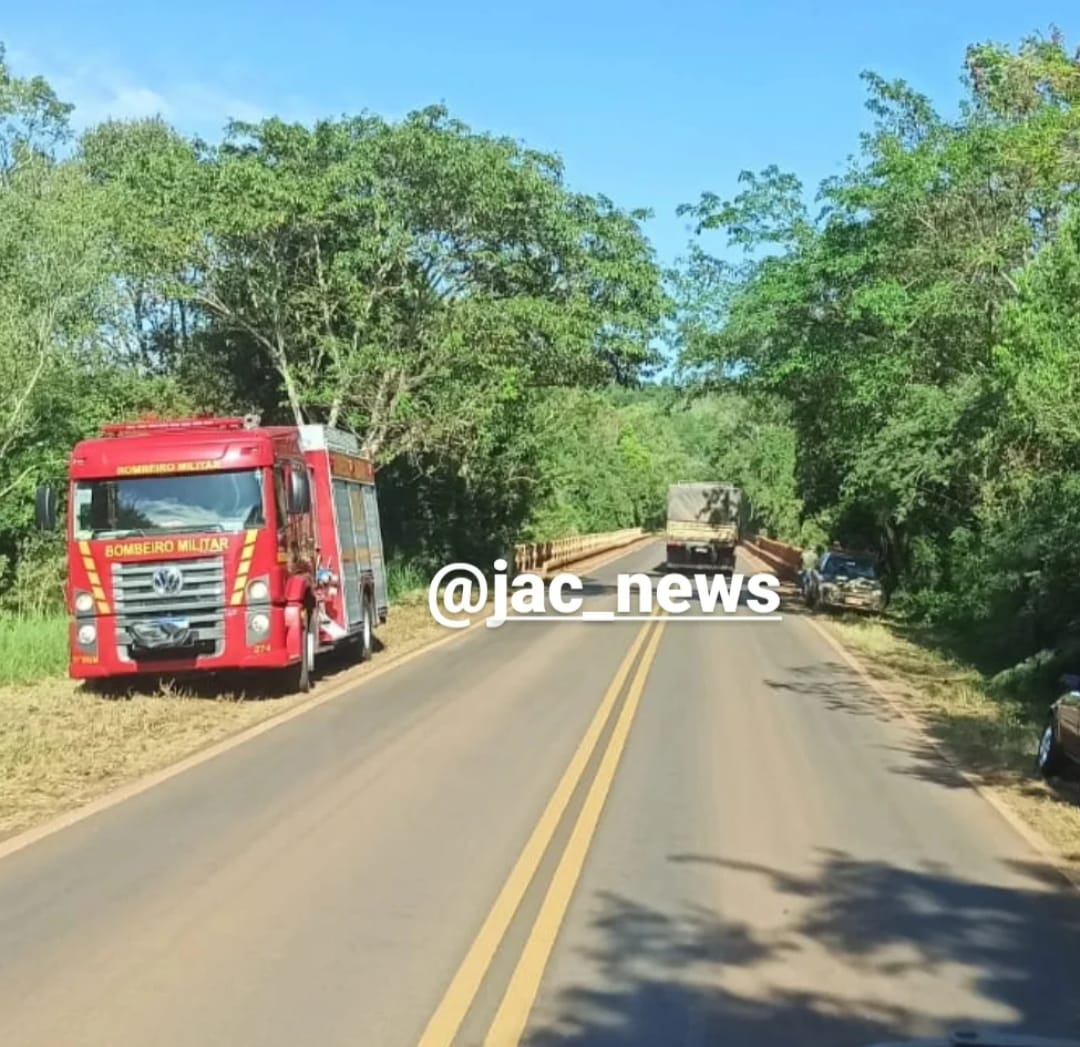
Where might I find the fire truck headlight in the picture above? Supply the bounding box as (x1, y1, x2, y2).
(249, 613, 270, 638)
(74, 591, 95, 614)
(77, 623, 97, 646)
(247, 579, 269, 603)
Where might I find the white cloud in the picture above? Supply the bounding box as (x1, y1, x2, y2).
(61, 69, 269, 132)
(166, 84, 269, 126)
(73, 83, 172, 124)
(8, 46, 277, 134)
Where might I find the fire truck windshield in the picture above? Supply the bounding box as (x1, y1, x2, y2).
(73, 469, 267, 540)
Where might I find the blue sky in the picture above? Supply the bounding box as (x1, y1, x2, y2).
(5, 2, 1076, 270)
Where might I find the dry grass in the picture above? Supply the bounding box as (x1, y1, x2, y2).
(0, 538, 650, 843)
(0, 680, 287, 838)
(824, 615, 1080, 872)
(0, 593, 454, 841)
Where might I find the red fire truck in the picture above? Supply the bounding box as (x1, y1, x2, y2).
(35, 415, 389, 693)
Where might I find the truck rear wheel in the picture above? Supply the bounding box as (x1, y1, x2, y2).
(359, 597, 374, 662)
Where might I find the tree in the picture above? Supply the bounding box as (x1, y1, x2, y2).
(0, 57, 193, 593)
(0, 50, 110, 495)
(85, 108, 668, 460)
(673, 29, 1080, 663)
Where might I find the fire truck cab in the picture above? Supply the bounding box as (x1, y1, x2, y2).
(35, 415, 389, 693)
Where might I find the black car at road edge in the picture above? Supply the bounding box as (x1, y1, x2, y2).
(1036, 674, 1080, 778)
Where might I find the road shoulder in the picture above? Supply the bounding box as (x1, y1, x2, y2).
(741, 546, 1080, 890)
(806, 612, 1080, 892)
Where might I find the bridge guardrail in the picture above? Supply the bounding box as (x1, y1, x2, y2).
(743, 535, 802, 580)
(512, 528, 646, 574)
(512, 528, 807, 579)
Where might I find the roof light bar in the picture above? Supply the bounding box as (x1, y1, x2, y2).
(100, 414, 262, 437)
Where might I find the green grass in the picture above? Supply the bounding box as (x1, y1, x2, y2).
(828, 617, 1041, 775)
(0, 615, 69, 685)
(0, 559, 434, 689)
(386, 555, 429, 603)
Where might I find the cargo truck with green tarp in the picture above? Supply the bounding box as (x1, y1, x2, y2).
(664, 483, 745, 573)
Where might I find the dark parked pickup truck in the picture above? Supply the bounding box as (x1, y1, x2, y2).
(803, 550, 886, 614)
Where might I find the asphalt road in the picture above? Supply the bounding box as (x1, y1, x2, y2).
(0, 541, 1077, 1047)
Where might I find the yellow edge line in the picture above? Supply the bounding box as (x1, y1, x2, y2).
(0, 536, 661, 867)
(482, 617, 667, 1047)
(415, 614, 659, 1047)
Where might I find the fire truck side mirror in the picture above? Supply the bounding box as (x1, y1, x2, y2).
(35, 485, 58, 532)
(286, 469, 311, 516)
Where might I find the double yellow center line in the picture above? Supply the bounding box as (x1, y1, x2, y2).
(415, 612, 668, 1047)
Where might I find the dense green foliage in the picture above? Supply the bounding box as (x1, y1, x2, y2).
(0, 45, 698, 607)
(4, 31, 1080, 691)
(675, 31, 1080, 675)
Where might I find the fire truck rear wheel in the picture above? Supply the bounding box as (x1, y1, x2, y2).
(360, 596, 374, 662)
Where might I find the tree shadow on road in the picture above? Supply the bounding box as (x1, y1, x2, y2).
(763, 662, 905, 726)
(762, 659, 1010, 791)
(759, 658, 1080, 822)
(761, 646, 1080, 821)
(525, 849, 1080, 1047)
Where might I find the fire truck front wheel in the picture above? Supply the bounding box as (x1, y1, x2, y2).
(282, 608, 315, 694)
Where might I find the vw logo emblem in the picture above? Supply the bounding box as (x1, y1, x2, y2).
(151, 565, 184, 596)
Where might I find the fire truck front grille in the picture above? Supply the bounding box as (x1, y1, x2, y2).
(111, 557, 226, 659)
